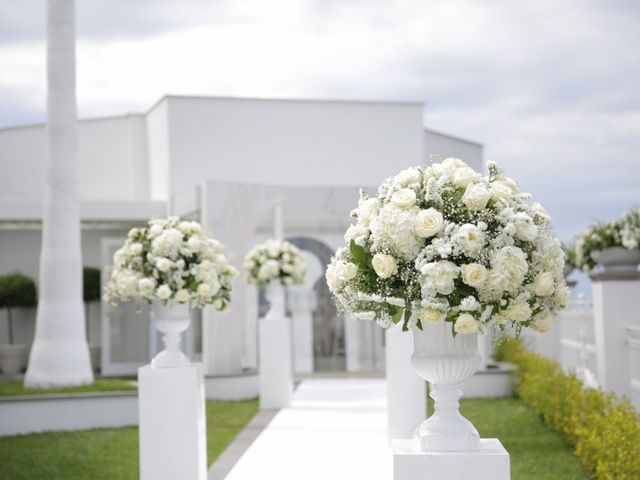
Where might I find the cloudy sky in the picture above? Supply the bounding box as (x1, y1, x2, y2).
(1, 0, 639, 245)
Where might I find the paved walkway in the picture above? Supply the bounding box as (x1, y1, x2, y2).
(214, 378, 392, 480)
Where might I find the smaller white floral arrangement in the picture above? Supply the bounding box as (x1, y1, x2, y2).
(574, 207, 640, 271)
(105, 217, 237, 310)
(244, 240, 307, 287)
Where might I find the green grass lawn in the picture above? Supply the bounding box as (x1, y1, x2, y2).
(0, 398, 259, 480)
(0, 395, 589, 480)
(0, 378, 137, 397)
(461, 397, 591, 480)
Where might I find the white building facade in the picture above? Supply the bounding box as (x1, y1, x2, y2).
(0, 95, 483, 378)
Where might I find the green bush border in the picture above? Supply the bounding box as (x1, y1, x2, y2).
(495, 339, 640, 480)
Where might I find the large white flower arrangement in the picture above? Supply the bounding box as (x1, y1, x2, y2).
(105, 217, 237, 310)
(244, 240, 307, 287)
(326, 158, 569, 336)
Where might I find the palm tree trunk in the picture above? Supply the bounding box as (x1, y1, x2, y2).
(24, 0, 93, 388)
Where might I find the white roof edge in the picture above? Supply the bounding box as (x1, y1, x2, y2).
(152, 94, 425, 110)
(424, 127, 483, 148)
(0, 200, 166, 221)
(0, 113, 146, 133)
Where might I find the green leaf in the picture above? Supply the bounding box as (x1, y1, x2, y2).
(390, 305, 403, 324)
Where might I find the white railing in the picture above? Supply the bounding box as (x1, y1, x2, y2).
(558, 293, 599, 389)
(626, 325, 640, 410)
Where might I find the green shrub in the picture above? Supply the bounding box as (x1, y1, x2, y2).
(83, 267, 101, 303)
(496, 339, 640, 480)
(0, 273, 37, 344)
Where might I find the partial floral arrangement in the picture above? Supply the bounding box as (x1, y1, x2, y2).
(244, 240, 307, 287)
(574, 207, 640, 272)
(105, 217, 237, 310)
(326, 158, 569, 336)
(562, 243, 577, 276)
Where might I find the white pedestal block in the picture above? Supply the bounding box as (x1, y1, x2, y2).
(259, 317, 294, 409)
(138, 364, 207, 480)
(386, 324, 426, 441)
(392, 438, 510, 480)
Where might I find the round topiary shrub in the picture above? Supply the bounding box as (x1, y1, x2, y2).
(0, 273, 37, 344)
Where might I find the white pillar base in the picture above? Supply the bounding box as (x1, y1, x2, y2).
(259, 317, 293, 410)
(138, 364, 207, 480)
(392, 438, 510, 480)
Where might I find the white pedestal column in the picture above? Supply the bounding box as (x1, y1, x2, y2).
(591, 270, 640, 398)
(288, 286, 315, 374)
(392, 438, 510, 480)
(386, 324, 426, 441)
(259, 311, 294, 409)
(138, 364, 207, 480)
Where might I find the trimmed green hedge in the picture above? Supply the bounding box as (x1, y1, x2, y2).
(0, 273, 37, 344)
(83, 267, 101, 303)
(496, 339, 640, 480)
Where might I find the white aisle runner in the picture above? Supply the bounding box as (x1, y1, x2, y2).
(223, 378, 392, 480)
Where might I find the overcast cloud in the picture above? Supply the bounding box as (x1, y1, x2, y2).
(1, 0, 639, 250)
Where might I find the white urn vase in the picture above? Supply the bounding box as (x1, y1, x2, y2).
(264, 282, 285, 320)
(411, 320, 482, 451)
(591, 247, 640, 272)
(151, 301, 191, 368)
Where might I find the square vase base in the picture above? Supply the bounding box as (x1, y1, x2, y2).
(392, 438, 510, 480)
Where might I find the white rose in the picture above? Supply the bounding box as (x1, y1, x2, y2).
(175, 289, 190, 303)
(156, 258, 172, 273)
(455, 224, 485, 254)
(336, 261, 358, 282)
(326, 261, 357, 291)
(454, 313, 479, 334)
(148, 224, 163, 237)
(325, 263, 340, 291)
(533, 272, 555, 297)
(156, 284, 172, 300)
(129, 242, 143, 255)
(490, 181, 513, 202)
(394, 167, 422, 188)
(462, 183, 491, 211)
(453, 166, 479, 188)
(419, 308, 443, 325)
(531, 203, 550, 223)
(505, 302, 532, 323)
(372, 253, 398, 279)
(390, 188, 417, 209)
(461, 263, 487, 288)
(258, 260, 280, 281)
(414, 208, 444, 238)
(344, 224, 369, 246)
(187, 237, 201, 252)
(138, 278, 155, 295)
(421, 260, 459, 295)
(197, 283, 213, 298)
(356, 197, 378, 228)
(514, 213, 537, 241)
(531, 310, 553, 332)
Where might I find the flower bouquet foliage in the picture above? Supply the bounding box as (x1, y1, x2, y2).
(326, 158, 569, 336)
(574, 207, 640, 271)
(105, 217, 237, 310)
(244, 240, 307, 287)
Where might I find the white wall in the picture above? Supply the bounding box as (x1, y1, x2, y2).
(0, 115, 149, 202)
(164, 96, 425, 195)
(424, 128, 483, 172)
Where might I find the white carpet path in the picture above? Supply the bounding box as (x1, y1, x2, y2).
(223, 378, 392, 480)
